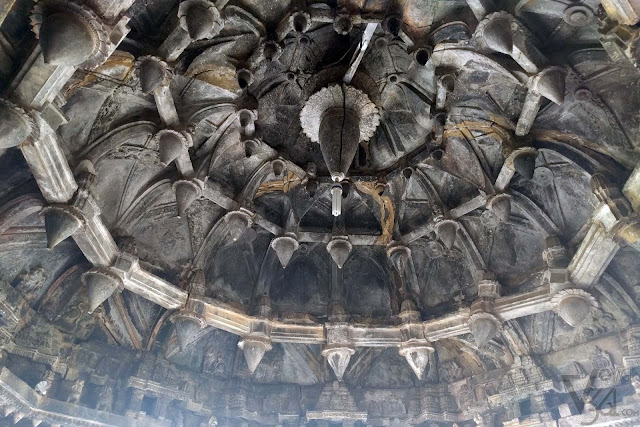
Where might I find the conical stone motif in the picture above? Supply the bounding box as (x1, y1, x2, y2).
(537, 67, 566, 105)
(82, 269, 122, 313)
(44, 207, 83, 249)
(489, 195, 511, 223)
(437, 220, 458, 250)
(399, 345, 433, 380)
(158, 131, 184, 166)
(39, 12, 96, 66)
(327, 237, 352, 269)
(322, 347, 355, 381)
(173, 180, 200, 218)
(175, 317, 204, 350)
(482, 17, 513, 54)
(271, 235, 299, 268)
(386, 244, 411, 274)
(556, 293, 593, 327)
(186, 4, 216, 40)
(225, 210, 253, 241)
(0, 101, 32, 148)
(514, 152, 537, 180)
(470, 313, 501, 347)
(238, 337, 272, 374)
(139, 58, 166, 94)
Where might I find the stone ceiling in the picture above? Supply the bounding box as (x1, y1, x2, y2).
(1, 0, 640, 426)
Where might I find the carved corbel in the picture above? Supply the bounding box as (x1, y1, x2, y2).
(398, 300, 434, 379)
(515, 66, 566, 136)
(271, 206, 299, 268)
(30, 0, 129, 69)
(494, 147, 539, 191)
(468, 274, 502, 347)
(474, 11, 548, 74)
(322, 323, 355, 381)
(135, 56, 172, 94)
(386, 242, 411, 276)
(134, 56, 181, 127)
(435, 73, 455, 110)
(0, 99, 35, 149)
(435, 218, 459, 250)
(238, 108, 257, 139)
(238, 295, 273, 374)
(224, 208, 255, 241)
(152, 129, 189, 166)
(482, 193, 512, 228)
(276, 10, 311, 41)
(327, 235, 353, 269)
(170, 303, 208, 351)
(173, 178, 205, 218)
(82, 267, 124, 313)
(159, 0, 223, 62)
(551, 288, 598, 327)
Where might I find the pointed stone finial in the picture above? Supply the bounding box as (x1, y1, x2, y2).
(514, 152, 537, 180)
(178, 0, 223, 41)
(238, 336, 272, 374)
(186, 4, 216, 39)
(139, 57, 167, 94)
(536, 67, 566, 105)
(174, 316, 205, 350)
(0, 100, 33, 148)
(322, 347, 355, 381)
(469, 312, 501, 347)
(482, 17, 513, 54)
(12, 412, 25, 424)
(398, 299, 434, 379)
(271, 234, 299, 268)
(436, 220, 458, 250)
(43, 206, 83, 249)
(327, 237, 352, 269)
(82, 268, 122, 313)
(224, 209, 254, 241)
(173, 180, 201, 218)
(334, 14, 353, 35)
(488, 194, 511, 223)
(157, 130, 185, 166)
(386, 243, 411, 274)
(552, 289, 597, 327)
(39, 12, 96, 66)
(399, 343, 433, 380)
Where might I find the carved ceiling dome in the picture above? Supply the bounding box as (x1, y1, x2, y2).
(1, 0, 640, 426)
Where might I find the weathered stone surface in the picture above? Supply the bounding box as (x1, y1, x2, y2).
(39, 12, 95, 66)
(0, 0, 639, 425)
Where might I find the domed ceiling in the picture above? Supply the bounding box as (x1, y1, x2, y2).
(1, 0, 640, 425)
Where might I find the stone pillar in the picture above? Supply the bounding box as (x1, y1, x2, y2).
(67, 379, 84, 404)
(129, 388, 145, 412)
(624, 324, 640, 368)
(569, 176, 638, 288)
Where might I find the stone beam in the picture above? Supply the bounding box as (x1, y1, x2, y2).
(601, 0, 640, 25)
(343, 23, 377, 84)
(113, 253, 188, 309)
(183, 285, 554, 348)
(20, 114, 77, 203)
